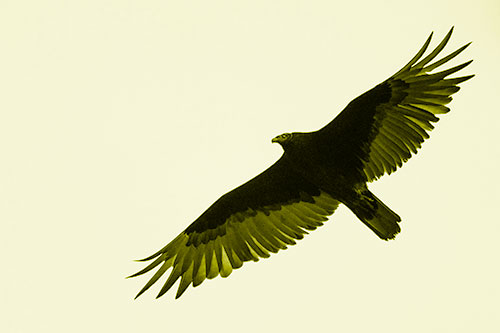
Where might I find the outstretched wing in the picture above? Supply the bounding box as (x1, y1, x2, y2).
(315, 27, 473, 182)
(129, 157, 340, 299)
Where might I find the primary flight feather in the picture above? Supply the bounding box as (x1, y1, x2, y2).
(129, 27, 473, 299)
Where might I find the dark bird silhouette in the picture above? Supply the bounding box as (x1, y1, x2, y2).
(129, 28, 473, 299)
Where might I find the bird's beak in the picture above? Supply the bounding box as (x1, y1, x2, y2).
(271, 137, 279, 143)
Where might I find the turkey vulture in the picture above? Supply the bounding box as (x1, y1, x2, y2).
(129, 27, 473, 299)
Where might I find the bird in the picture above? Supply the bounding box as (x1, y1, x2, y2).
(129, 27, 473, 299)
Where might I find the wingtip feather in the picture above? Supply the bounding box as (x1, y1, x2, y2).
(392, 31, 434, 78)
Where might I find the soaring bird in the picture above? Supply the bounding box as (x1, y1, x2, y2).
(129, 28, 473, 299)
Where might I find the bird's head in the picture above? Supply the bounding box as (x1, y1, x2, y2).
(271, 132, 293, 148)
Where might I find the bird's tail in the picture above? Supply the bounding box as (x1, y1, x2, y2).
(349, 191, 402, 240)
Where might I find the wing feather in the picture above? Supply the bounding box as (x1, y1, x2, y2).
(240, 222, 270, 258)
(192, 251, 206, 287)
(191, 244, 205, 285)
(269, 210, 307, 238)
(392, 32, 433, 77)
(265, 212, 295, 235)
(158, 256, 184, 298)
(255, 213, 296, 246)
(372, 141, 398, 173)
(246, 217, 280, 253)
(176, 261, 194, 298)
(205, 241, 219, 279)
(378, 128, 412, 158)
(229, 224, 259, 262)
(412, 27, 453, 69)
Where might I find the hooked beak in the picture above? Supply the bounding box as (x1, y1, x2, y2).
(271, 137, 279, 143)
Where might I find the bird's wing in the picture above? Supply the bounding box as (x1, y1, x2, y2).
(315, 27, 473, 182)
(129, 157, 340, 299)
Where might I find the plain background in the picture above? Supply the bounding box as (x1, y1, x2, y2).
(1, 1, 499, 332)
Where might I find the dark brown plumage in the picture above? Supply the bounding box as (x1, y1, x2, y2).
(129, 27, 473, 299)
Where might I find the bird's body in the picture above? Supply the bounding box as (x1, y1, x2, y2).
(129, 28, 473, 299)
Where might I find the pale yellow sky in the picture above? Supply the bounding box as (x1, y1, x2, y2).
(1, 1, 499, 332)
